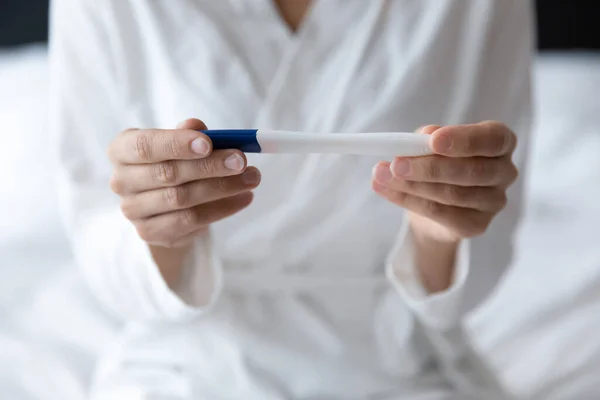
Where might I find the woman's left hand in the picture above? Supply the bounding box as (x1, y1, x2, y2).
(372, 122, 518, 244)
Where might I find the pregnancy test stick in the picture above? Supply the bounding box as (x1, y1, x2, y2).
(201, 129, 432, 156)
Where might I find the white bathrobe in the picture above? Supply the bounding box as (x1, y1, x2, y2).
(49, 1, 533, 399)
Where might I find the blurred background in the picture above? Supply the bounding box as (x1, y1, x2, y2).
(0, 1, 599, 399)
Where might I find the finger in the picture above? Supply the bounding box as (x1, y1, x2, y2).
(109, 127, 212, 164)
(417, 125, 441, 135)
(373, 162, 508, 210)
(372, 181, 492, 238)
(121, 167, 261, 219)
(372, 170, 507, 212)
(110, 150, 248, 194)
(135, 191, 254, 245)
(386, 156, 517, 187)
(431, 121, 517, 158)
(176, 118, 208, 130)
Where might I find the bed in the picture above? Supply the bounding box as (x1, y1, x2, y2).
(0, 45, 120, 400)
(1, 45, 600, 399)
(469, 52, 600, 399)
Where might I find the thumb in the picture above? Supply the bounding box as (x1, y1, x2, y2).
(177, 118, 208, 131)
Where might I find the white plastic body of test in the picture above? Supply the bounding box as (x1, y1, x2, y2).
(256, 130, 433, 156)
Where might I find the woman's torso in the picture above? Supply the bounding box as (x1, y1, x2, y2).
(92, 1, 521, 398)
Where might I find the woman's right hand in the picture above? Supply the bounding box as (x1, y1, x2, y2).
(108, 118, 260, 249)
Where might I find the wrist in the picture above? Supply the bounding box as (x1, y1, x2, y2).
(150, 243, 195, 289)
(409, 220, 460, 293)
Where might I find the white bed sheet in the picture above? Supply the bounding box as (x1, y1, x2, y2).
(0, 46, 120, 400)
(1, 46, 599, 399)
(468, 53, 600, 400)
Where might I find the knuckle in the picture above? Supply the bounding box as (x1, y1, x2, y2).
(178, 208, 199, 227)
(196, 158, 217, 177)
(467, 159, 490, 182)
(423, 199, 442, 218)
(163, 185, 187, 208)
(397, 179, 412, 193)
(425, 160, 442, 180)
(391, 190, 408, 204)
(152, 161, 178, 184)
(166, 135, 183, 159)
(119, 199, 135, 220)
(109, 173, 124, 194)
(135, 222, 152, 242)
(474, 187, 491, 204)
(498, 192, 508, 210)
(444, 185, 467, 203)
(214, 177, 230, 192)
(134, 134, 152, 162)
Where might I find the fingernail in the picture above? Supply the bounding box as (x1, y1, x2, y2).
(434, 134, 453, 153)
(373, 164, 393, 184)
(392, 159, 410, 177)
(191, 138, 210, 155)
(241, 169, 261, 185)
(176, 120, 188, 129)
(225, 153, 245, 171)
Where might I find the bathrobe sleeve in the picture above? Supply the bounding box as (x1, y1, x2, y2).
(49, 0, 222, 323)
(387, 1, 534, 398)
